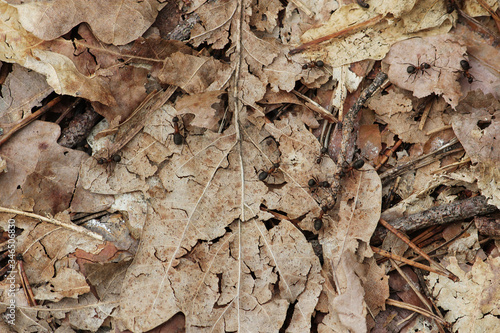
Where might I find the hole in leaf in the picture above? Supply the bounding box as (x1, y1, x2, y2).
(477, 120, 491, 130)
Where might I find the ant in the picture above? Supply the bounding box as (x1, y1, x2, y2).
(302, 60, 324, 70)
(307, 177, 330, 190)
(357, 0, 369, 8)
(316, 147, 328, 164)
(404, 55, 437, 82)
(97, 154, 121, 165)
(172, 116, 184, 145)
(445, 0, 459, 14)
(456, 60, 476, 84)
(313, 205, 328, 231)
(258, 162, 280, 181)
(339, 159, 365, 178)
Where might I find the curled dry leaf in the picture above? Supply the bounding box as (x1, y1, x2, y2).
(11, 0, 162, 45)
(0, 4, 114, 106)
(0, 64, 53, 122)
(452, 91, 500, 207)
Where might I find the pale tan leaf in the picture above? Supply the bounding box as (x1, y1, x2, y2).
(426, 256, 500, 332)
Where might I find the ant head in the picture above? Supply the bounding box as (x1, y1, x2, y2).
(316, 60, 325, 68)
(172, 116, 179, 123)
(320, 147, 328, 154)
(320, 181, 330, 187)
(422, 63, 431, 69)
(112, 154, 121, 163)
(97, 158, 106, 165)
(460, 60, 470, 70)
(407, 65, 416, 74)
(302, 64, 309, 70)
(308, 178, 317, 187)
(272, 162, 280, 168)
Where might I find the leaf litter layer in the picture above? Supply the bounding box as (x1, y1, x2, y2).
(0, 0, 499, 332)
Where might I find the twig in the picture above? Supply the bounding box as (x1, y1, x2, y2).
(379, 218, 458, 281)
(95, 87, 176, 160)
(372, 246, 450, 279)
(18, 255, 37, 306)
(289, 15, 384, 55)
(372, 195, 498, 243)
(0, 206, 103, 241)
(329, 72, 387, 206)
(389, 259, 435, 316)
(474, 215, 500, 237)
(0, 96, 62, 147)
(418, 97, 434, 131)
(375, 139, 402, 171)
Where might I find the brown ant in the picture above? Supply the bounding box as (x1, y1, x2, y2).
(258, 162, 280, 181)
(357, 0, 369, 8)
(313, 205, 328, 231)
(316, 147, 328, 164)
(404, 55, 438, 82)
(97, 154, 121, 165)
(456, 60, 477, 84)
(172, 116, 184, 145)
(340, 159, 365, 178)
(445, 0, 459, 14)
(307, 177, 330, 190)
(302, 60, 324, 70)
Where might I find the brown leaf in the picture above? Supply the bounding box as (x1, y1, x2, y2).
(0, 121, 87, 214)
(0, 64, 53, 123)
(11, 0, 162, 45)
(383, 35, 465, 107)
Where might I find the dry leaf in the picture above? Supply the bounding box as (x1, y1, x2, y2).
(426, 256, 500, 332)
(10, 0, 162, 45)
(0, 64, 53, 123)
(452, 91, 500, 207)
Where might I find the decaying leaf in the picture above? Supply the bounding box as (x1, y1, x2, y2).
(3, 0, 499, 330)
(0, 64, 53, 123)
(426, 256, 500, 332)
(452, 91, 500, 207)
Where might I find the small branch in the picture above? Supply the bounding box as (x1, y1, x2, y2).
(372, 196, 498, 243)
(0, 96, 62, 147)
(289, 15, 384, 55)
(379, 218, 458, 281)
(329, 72, 388, 206)
(372, 246, 450, 279)
(0, 207, 103, 241)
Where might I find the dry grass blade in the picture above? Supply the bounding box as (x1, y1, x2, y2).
(386, 299, 450, 327)
(0, 206, 103, 241)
